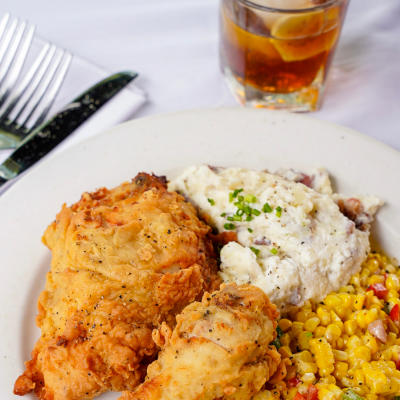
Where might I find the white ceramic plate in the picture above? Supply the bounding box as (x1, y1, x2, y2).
(1, 108, 399, 399)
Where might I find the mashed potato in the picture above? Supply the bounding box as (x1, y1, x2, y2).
(170, 165, 381, 311)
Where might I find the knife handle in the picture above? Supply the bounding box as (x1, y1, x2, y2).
(0, 71, 137, 182)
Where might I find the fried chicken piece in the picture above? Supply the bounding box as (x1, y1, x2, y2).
(121, 283, 281, 400)
(14, 173, 220, 400)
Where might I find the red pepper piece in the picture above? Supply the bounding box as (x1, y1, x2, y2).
(288, 377, 301, 387)
(367, 283, 388, 299)
(307, 385, 319, 400)
(390, 304, 400, 321)
(294, 392, 306, 400)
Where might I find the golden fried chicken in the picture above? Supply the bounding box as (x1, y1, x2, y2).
(14, 173, 220, 400)
(121, 283, 281, 400)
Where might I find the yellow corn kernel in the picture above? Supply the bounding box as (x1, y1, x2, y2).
(387, 331, 397, 345)
(298, 331, 312, 350)
(350, 345, 371, 363)
(325, 294, 340, 310)
(279, 345, 292, 358)
(330, 311, 344, 329)
(301, 372, 316, 384)
(386, 263, 397, 273)
(325, 324, 342, 342)
(344, 320, 358, 336)
(347, 335, 362, 349)
(318, 376, 336, 385)
(278, 318, 292, 332)
(367, 258, 380, 273)
(381, 348, 393, 361)
(386, 274, 400, 291)
(291, 321, 304, 337)
(353, 368, 365, 387)
(316, 384, 343, 400)
(280, 333, 290, 347)
(287, 388, 299, 400)
(365, 308, 379, 324)
(388, 289, 400, 301)
(334, 361, 348, 379)
(336, 337, 345, 349)
(317, 306, 331, 326)
(353, 294, 365, 311)
(362, 334, 379, 354)
(296, 309, 314, 323)
(356, 310, 369, 329)
(292, 351, 318, 375)
(363, 363, 391, 394)
(350, 274, 361, 287)
(304, 317, 320, 332)
(368, 274, 385, 285)
(339, 285, 355, 294)
(337, 293, 353, 315)
(314, 326, 326, 338)
(309, 338, 335, 376)
(333, 349, 348, 361)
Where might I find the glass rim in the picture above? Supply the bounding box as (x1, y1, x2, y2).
(236, 0, 341, 13)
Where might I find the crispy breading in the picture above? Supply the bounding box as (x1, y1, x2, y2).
(121, 283, 280, 400)
(14, 173, 220, 400)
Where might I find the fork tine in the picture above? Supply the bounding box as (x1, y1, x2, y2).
(0, 19, 26, 88)
(0, 13, 10, 41)
(6, 44, 56, 125)
(0, 23, 35, 108)
(18, 48, 65, 129)
(30, 51, 72, 130)
(0, 42, 50, 122)
(0, 17, 18, 67)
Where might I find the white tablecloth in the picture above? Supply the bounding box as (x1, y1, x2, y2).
(1, 0, 399, 150)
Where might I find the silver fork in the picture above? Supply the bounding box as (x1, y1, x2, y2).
(0, 13, 72, 149)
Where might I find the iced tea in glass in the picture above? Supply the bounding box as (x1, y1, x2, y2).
(219, 0, 349, 111)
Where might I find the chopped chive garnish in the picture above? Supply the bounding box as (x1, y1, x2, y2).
(237, 195, 244, 202)
(220, 212, 226, 217)
(232, 215, 242, 222)
(275, 206, 282, 217)
(244, 194, 257, 203)
(250, 246, 260, 256)
(305, 332, 313, 337)
(233, 188, 243, 197)
(244, 205, 252, 215)
(229, 192, 234, 202)
(383, 302, 390, 315)
(224, 223, 236, 230)
(252, 209, 261, 216)
(270, 248, 278, 255)
(236, 209, 244, 216)
(248, 228, 253, 233)
(207, 198, 215, 206)
(246, 215, 253, 222)
(342, 389, 364, 400)
(263, 202, 273, 213)
(276, 326, 283, 338)
(271, 338, 281, 349)
(227, 216, 234, 221)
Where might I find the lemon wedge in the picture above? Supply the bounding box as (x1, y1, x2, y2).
(270, 11, 339, 62)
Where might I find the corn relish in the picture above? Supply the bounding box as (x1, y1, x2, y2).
(261, 252, 400, 400)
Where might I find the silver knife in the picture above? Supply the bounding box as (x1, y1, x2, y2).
(0, 70, 137, 188)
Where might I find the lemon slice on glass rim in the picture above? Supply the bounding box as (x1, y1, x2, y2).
(270, 8, 340, 62)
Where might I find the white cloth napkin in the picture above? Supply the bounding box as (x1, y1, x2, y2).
(0, 36, 147, 164)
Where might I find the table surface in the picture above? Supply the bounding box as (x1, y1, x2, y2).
(1, 0, 399, 150)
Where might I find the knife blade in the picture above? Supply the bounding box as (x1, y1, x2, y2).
(0, 70, 137, 188)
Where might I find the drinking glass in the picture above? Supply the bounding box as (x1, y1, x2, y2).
(219, 0, 349, 111)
